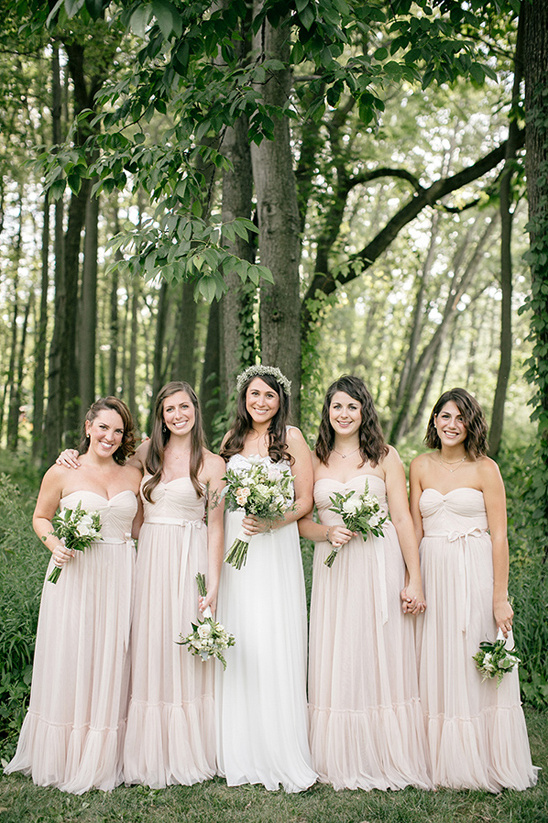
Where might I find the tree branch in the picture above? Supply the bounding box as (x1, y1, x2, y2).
(301, 130, 525, 331)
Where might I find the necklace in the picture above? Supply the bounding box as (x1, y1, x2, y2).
(333, 446, 360, 460)
(438, 455, 466, 473)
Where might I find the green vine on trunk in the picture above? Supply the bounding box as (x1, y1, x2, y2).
(522, 76, 548, 558)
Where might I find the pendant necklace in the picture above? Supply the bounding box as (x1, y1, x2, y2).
(438, 455, 466, 473)
(333, 446, 360, 460)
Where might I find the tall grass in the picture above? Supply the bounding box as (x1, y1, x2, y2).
(0, 471, 47, 760)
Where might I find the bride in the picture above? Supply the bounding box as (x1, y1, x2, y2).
(216, 364, 316, 792)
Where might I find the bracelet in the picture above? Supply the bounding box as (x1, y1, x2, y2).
(325, 527, 332, 545)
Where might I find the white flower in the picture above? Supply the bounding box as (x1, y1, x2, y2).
(369, 514, 380, 527)
(342, 495, 359, 514)
(198, 622, 212, 639)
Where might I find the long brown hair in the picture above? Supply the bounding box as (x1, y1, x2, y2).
(220, 372, 292, 464)
(315, 375, 388, 467)
(425, 387, 488, 458)
(142, 382, 206, 501)
(78, 397, 136, 465)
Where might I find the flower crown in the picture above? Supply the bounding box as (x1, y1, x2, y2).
(236, 365, 292, 397)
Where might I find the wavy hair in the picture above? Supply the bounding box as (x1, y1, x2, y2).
(142, 381, 206, 501)
(425, 387, 488, 458)
(315, 375, 389, 467)
(220, 371, 292, 465)
(78, 397, 136, 465)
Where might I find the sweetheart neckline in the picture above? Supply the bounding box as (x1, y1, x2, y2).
(314, 474, 385, 487)
(421, 487, 483, 498)
(61, 489, 136, 504)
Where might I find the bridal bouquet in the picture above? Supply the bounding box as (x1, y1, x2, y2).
(223, 456, 294, 569)
(178, 573, 235, 670)
(473, 630, 520, 686)
(46, 501, 102, 583)
(325, 481, 387, 567)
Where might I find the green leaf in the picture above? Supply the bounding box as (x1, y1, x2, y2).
(152, 0, 180, 39)
(129, 5, 152, 39)
(299, 4, 315, 31)
(470, 63, 485, 85)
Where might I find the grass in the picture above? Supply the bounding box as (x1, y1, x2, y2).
(0, 708, 546, 823)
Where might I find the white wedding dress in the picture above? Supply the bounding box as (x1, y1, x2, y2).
(215, 453, 316, 792)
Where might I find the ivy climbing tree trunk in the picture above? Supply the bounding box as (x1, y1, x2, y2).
(523, 0, 548, 552)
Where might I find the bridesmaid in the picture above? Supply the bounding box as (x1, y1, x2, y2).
(122, 381, 224, 787)
(409, 387, 537, 791)
(299, 375, 430, 791)
(216, 364, 316, 792)
(5, 398, 142, 793)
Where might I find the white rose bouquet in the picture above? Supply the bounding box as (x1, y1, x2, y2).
(473, 630, 520, 686)
(325, 481, 387, 567)
(46, 501, 102, 584)
(177, 573, 235, 670)
(223, 456, 295, 569)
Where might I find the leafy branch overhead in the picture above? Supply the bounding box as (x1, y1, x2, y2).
(37, 0, 512, 292)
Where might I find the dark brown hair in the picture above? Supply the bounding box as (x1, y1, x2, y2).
(220, 372, 292, 465)
(79, 397, 136, 465)
(315, 375, 389, 466)
(142, 381, 206, 501)
(425, 387, 488, 458)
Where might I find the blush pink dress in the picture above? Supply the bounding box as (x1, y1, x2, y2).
(416, 487, 537, 791)
(308, 474, 430, 791)
(5, 490, 137, 794)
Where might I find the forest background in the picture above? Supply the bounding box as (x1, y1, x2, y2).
(0, 0, 548, 819)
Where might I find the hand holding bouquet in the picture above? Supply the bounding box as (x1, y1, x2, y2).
(178, 573, 235, 670)
(46, 501, 102, 583)
(325, 481, 387, 567)
(473, 629, 520, 686)
(223, 456, 294, 569)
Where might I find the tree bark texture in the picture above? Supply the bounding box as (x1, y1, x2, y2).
(251, 5, 302, 422)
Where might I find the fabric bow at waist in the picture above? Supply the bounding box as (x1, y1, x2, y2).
(426, 526, 487, 632)
(144, 516, 205, 528)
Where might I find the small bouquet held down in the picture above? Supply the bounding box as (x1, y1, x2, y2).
(178, 573, 235, 670)
(473, 630, 520, 686)
(223, 456, 295, 569)
(46, 501, 102, 584)
(325, 481, 387, 567)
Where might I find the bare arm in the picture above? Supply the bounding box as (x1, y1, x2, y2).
(408, 456, 425, 544)
(297, 452, 355, 548)
(384, 447, 426, 612)
(481, 458, 513, 636)
(33, 466, 75, 568)
(200, 453, 226, 615)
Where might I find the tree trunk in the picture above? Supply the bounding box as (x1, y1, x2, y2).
(489, 15, 524, 457)
(7, 292, 32, 451)
(201, 299, 221, 446)
(251, 6, 302, 422)
(220, 113, 255, 403)
(523, 0, 548, 548)
(174, 281, 198, 385)
(45, 45, 66, 464)
(79, 191, 100, 412)
(32, 191, 50, 462)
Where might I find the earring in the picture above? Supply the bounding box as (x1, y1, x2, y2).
(162, 423, 167, 433)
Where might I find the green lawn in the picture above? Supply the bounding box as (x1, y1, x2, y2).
(0, 709, 545, 823)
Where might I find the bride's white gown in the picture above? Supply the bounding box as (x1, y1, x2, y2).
(215, 454, 316, 792)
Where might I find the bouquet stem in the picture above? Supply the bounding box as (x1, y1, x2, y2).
(225, 530, 251, 569)
(47, 565, 62, 584)
(324, 548, 339, 567)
